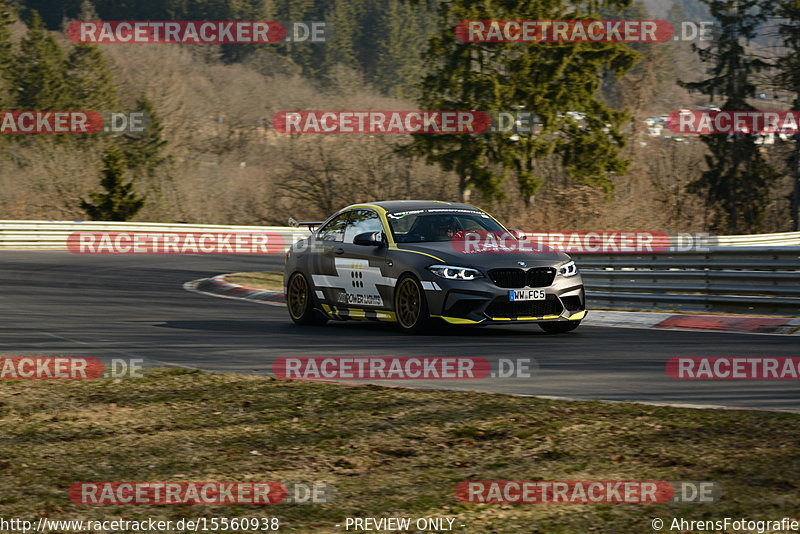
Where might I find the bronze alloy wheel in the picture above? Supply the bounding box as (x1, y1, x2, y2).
(394, 275, 431, 333)
(286, 272, 328, 325)
(287, 273, 309, 320)
(396, 278, 421, 328)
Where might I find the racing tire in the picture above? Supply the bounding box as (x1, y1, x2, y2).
(394, 274, 432, 334)
(539, 321, 580, 334)
(286, 272, 328, 326)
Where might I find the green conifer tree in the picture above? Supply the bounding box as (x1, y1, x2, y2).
(122, 94, 168, 174)
(16, 11, 69, 110)
(65, 42, 118, 111)
(775, 0, 800, 230)
(403, 0, 638, 203)
(0, 0, 15, 108)
(81, 144, 145, 221)
(683, 0, 778, 233)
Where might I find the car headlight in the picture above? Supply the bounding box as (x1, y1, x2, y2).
(427, 265, 484, 281)
(558, 260, 578, 277)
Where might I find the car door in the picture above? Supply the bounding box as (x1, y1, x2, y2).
(336, 209, 394, 315)
(308, 211, 351, 309)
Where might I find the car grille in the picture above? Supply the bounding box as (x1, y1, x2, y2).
(488, 267, 556, 288)
(485, 296, 563, 318)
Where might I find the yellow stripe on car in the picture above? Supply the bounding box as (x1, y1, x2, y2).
(376, 311, 396, 322)
(348, 308, 367, 320)
(345, 203, 397, 246)
(389, 246, 444, 262)
(433, 315, 484, 325)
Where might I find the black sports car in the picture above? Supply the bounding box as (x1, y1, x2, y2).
(284, 201, 586, 333)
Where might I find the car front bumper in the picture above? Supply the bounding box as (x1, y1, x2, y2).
(423, 275, 586, 325)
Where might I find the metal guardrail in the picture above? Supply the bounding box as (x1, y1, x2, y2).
(573, 247, 800, 315)
(1, 221, 798, 315)
(0, 220, 310, 249)
(2, 220, 798, 249)
(714, 232, 800, 246)
(524, 231, 800, 247)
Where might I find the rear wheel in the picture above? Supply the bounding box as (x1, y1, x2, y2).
(286, 272, 328, 325)
(539, 321, 580, 334)
(394, 274, 432, 334)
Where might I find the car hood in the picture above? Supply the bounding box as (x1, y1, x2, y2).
(394, 241, 571, 268)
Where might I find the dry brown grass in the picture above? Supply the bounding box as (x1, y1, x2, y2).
(0, 369, 798, 532)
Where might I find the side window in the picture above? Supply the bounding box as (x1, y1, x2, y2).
(317, 213, 349, 242)
(344, 210, 383, 243)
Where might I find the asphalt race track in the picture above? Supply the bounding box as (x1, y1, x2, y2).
(1, 251, 797, 411)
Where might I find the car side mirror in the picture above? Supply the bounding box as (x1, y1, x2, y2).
(353, 232, 386, 247)
(507, 228, 527, 240)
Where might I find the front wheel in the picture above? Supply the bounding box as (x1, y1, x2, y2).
(286, 272, 328, 326)
(539, 321, 580, 334)
(394, 274, 432, 334)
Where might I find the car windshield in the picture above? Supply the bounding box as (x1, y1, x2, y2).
(386, 209, 508, 243)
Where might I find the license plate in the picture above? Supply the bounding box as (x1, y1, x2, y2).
(509, 289, 546, 301)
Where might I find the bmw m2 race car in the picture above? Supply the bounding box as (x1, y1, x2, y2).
(284, 201, 586, 333)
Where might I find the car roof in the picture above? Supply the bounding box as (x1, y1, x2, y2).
(341, 200, 484, 213)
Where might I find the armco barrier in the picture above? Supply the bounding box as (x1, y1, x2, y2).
(1, 221, 798, 315)
(2, 220, 798, 249)
(573, 247, 800, 315)
(0, 220, 311, 249)
(524, 231, 800, 247)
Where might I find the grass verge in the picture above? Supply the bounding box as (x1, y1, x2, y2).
(1, 369, 798, 533)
